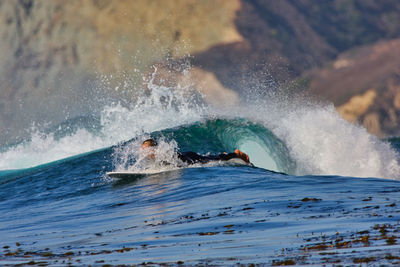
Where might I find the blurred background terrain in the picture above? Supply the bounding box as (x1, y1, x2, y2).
(1, 0, 399, 145)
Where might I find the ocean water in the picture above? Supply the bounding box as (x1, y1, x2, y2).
(1, 71, 400, 265)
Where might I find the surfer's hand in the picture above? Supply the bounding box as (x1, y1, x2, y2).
(234, 149, 250, 163)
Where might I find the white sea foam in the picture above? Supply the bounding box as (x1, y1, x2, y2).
(0, 69, 205, 170)
(112, 136, 183, 173)
(238, 95, 400, 179)
(276, 105, 400, 178)
(1, 65, 399, 179)
(0, 128, 105, 170)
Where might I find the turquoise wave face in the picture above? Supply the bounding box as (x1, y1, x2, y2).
(149, 118, 295, 173)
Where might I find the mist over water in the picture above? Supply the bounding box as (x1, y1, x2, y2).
(0, 65, 399, 179)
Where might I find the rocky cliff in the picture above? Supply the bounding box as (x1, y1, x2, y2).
(1, 0, 400, 144)
(305, 38, 400, 137)
(0, 0, 242, 144)
(191, 0, 400, 137)
(194, 0, 400, 91)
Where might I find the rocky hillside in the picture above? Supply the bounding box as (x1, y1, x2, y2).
(0, 0, 242, 145)
(194, 0, 400, 90)
(193, 0, 400, 136)
(1, 0, 400, 144)
(305, 38, 400, 137)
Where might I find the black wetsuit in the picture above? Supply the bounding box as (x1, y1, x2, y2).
(177, 151, 242, 165)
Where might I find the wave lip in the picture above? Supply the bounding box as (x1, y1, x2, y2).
(272, 106, 400, 179)
(1, 63, 399, 180)
(0, 73, 206, 171)
(112, 118, 295, 174)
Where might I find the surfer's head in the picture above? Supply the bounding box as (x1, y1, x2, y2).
(142, 139, 158, 148)
(141, 138, 157, 160)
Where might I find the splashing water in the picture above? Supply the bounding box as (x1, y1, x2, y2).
(209, 90, 400, 179)
(0, 67, 205, 170)
(112, 137, 182, 173)
(0, 64, 399, 179)
(274, 105, 400, 178)
(0, 128, 105, 170)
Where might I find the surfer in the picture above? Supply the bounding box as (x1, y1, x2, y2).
(141, 139, 250, 165)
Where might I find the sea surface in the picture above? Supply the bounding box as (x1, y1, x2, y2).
(1, 77, 400, 265)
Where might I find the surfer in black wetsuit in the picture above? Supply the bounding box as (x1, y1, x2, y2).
(141, 139, 250, 165)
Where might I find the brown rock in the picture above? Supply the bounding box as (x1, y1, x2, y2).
(363, 113, 383, 138)
(304, 38, 400, 137)
(337, 89, 377, 123)
(394, 92, 400, 110)
(307, 39, 400, 106)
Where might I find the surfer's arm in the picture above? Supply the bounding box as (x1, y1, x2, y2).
(178, 150, 250, 164)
